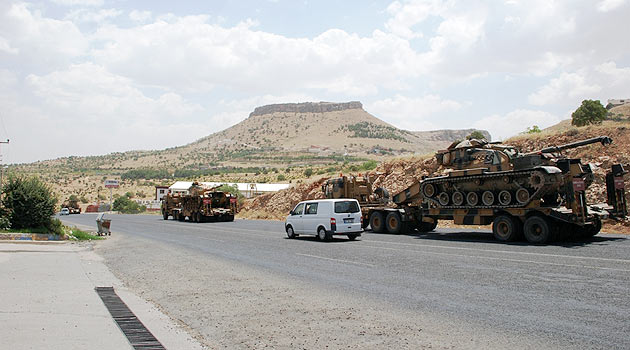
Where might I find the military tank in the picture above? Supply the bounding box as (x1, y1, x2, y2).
(420, 136, 613, 210)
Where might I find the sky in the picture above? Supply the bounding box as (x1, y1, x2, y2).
(1, 0, 629, 164)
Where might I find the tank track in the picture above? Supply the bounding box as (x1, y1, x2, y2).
(420, 169, 562, 210)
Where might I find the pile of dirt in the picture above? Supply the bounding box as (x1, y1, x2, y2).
(240, 179, 327, 220)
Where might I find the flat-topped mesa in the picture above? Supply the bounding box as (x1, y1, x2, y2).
(249, 101, 363, 117)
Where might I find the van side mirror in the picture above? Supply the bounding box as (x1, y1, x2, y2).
(289, 210, 294, 215)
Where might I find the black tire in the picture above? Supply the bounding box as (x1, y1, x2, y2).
(317, 226, 331, 242)
(492, 215, 520, 242)
(370, 211, 385, 233)
(523, 216, 551, 244)
(418, 220, 438, 233)
(162, 211, 168, 220)
(286, 225, 296, 239)
(347, 234, 358, 241)
(575, 218, 602, 239)
(385, 212, 402, 234)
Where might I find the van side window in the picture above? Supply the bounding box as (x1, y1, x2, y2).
(305, 203, 318, 215)
(293, 203, 304, 215)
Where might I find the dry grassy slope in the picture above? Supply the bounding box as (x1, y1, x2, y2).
(181, 106, 484, 157)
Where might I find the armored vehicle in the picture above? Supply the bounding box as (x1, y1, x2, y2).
(391, 136, 627, 243)
(162, 182, 238, 222)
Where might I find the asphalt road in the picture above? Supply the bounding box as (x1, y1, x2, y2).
(61, 214, 630, 349)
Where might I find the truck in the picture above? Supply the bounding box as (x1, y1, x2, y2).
(325, 136, 628, 243)
(161, 182, 238, 223)
(61, 199, 81, 214)
(322, 175, 390, 229)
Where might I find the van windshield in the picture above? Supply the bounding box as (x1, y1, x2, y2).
(334, 201, 360, 213)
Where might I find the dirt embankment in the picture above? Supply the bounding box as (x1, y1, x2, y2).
(241, 125, 630, 232)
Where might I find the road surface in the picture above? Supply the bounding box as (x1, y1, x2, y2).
(61, 214, 630, 349)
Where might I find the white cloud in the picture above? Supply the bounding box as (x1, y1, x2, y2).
(0, 36, 18, 54)
(597, 0, 627, 12)
(90, 17, 423, 96)
(473, 110, 563, 140)
(50, 0, 103, 7)
(367, 94, 463, 131)
(65, 8, 122, 23)
(6, 63, 209, 162)
(528, 71, 601, 106)
(129, 10, 151, 22)
(1, 3, 88, 66)
(595, 61, 630, 87)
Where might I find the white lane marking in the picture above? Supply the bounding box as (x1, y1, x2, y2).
(296, 253, 376, 267)
(359, 244, 630, 273)
(369, 239, 630, 264)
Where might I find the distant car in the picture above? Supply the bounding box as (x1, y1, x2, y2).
(285, 199, 363, 241)
(60, 208, 70, 215)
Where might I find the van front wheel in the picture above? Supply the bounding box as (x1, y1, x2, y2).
(286, 226, 297, 239)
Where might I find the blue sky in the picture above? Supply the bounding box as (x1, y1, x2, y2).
(1, 0, 629, 163)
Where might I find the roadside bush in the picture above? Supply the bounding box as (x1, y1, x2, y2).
(276, 174, 286, 181)
(47, 218, 64, 236)
(2, 175, 58, 229)
(0, 206, 11, 230)
(112, 196, 146, 214)
(304, 168, 313, 177)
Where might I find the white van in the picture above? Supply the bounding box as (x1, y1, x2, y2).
(285, 199, 363, 241)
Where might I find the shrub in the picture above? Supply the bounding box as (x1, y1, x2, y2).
(467, 130, 486, 140)
(277, 174, 286, 181)
(304, 168, 313, 177)
(112, 196, 146, 214)
(359, 160, 378, 171)
(2, 175, 58, 229)
(525, 125, 542, 134)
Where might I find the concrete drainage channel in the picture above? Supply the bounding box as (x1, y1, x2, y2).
(95, 287, 166, 350)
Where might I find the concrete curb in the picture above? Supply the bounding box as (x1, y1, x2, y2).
(0, 233, 66, 241)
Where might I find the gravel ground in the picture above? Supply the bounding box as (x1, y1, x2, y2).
(94, 233, 569, 349)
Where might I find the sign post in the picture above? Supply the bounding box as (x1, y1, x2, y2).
(104, 180, 120, 210)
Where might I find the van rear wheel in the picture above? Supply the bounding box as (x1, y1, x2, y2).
(347, 234, 358, 241)
(318, 227, 332, 242)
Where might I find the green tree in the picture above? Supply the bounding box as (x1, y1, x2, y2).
(68, 194, 79, 202)
(304, 168, 313, 177)
(2, 175, 58, 229)
(571, 100, 607, 127)
(467, 130, 486, 140)
(276, 174, 286, 181)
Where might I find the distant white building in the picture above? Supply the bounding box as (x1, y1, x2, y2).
(608, 99, 630, 107)
(166, 181, 291, 198)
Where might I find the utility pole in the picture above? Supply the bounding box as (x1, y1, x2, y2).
(0, 139, 9, 195)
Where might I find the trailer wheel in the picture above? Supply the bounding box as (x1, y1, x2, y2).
(418, 220, 438, 233)
(575, 218, 602, 239)
(523, 216, 551, 244)
(162, 211, 168, 220)
(370, 211, 385, 233)
(385, 212, 402, 234)
(492, 215, 520, 242)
